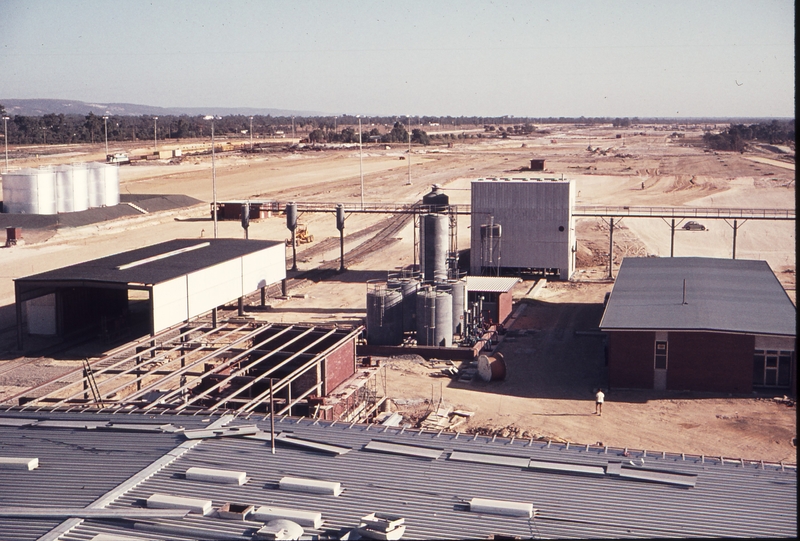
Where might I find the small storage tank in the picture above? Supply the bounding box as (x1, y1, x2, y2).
(420, 213, 448, 282)
(388, 278, 419, 333)
(1, 167, 57, 215)
(416, 286, 452, 347)
(366, 282, 403, 346)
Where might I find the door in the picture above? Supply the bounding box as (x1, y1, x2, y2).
(654, 340, 668, 390)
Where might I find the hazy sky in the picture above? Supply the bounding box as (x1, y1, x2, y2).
(1, 0, 794, 117)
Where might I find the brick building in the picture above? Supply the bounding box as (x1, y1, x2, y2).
(600, 257, 796, 394)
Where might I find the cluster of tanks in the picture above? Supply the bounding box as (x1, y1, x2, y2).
(1, 162, 120, 215)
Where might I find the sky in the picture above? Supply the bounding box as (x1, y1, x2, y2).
(0, 0, 795, 118)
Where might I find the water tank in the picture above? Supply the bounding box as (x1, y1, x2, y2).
(55, 165, 74, 213)
(388, 278, 419, 333)
(366, 283, 403, 346)
(103, 163, 120, 206)
(422, 184, 449, 212)
(70, 163, 89, 212)
(1, 167, 57, 215)
(416, 287, 452, 347)
(420, 213, 448, 282)
(87, 162, 105, 208)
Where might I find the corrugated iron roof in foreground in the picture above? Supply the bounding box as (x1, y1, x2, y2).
(0, 411, 795, 540)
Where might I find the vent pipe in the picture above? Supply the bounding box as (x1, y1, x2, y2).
(682, 279, 687, 305)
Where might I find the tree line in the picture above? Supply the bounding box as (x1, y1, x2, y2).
(702, 120, 795, 152)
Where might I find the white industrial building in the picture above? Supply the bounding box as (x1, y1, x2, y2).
(14, 239, 286, 348)
(470, 178, 575, 279)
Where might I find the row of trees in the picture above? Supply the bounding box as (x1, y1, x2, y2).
(702, 120, 795, 152)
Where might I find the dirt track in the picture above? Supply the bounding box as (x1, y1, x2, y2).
(0, 124, 795, 463)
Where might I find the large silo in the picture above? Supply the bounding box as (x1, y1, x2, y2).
(419, 213, 449, 283)
(470, 178, 575, 279)
(416, 286, 452, 347)
(55, 165, 74, 213)
(449, 278, 467, 335)
(1, 167, 58, 215)
(366, 282, 403, 346)
(103, 163, 120, 206)
(388, 277, 419, 333)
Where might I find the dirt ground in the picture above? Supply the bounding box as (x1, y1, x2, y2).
(0, 124, 795, 464)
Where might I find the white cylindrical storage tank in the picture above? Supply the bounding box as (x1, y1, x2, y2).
(388, 278, 419, 333)
(416, 286, 452, 347)
(420, 213, 449, 283)
(366, 282, 403, 346)
(2, 167, 58, 215)
(55, 165, 73, 213)
(87, 162, 105, 208)
(103, 162, 120, 206)
(449, 279, 466, 335)
(70, 162, 89, 212)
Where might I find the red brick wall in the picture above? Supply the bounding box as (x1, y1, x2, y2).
(608, 330, 756, 393)
(608, 331, 655, 389)
(667, 332, 754, 393)
(498, 291, 513, 325)
(324, 338, 356, 395)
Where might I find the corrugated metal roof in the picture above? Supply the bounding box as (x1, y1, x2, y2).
(15, 238, 283, 287)
(0, 411, 795, 540)
(600, 257, 796, 336)
(465, 276, 521, 293)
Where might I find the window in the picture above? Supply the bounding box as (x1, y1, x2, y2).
(753, 350, 793, 388)
(654, 340, 668, 370)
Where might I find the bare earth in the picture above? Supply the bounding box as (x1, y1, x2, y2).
(0, 124, 795, 464)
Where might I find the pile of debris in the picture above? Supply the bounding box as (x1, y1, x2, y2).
(419, 406, 474, 431)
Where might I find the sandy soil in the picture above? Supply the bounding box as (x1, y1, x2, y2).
(0, 125, 794, 463)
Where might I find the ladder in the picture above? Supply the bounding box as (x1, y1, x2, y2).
(82, 359, 103, 406)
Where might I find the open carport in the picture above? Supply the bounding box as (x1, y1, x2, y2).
(13, 238, 286, 349)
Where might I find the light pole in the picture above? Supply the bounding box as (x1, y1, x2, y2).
(102, 115, 109, 158)
(406, 115, 412, 185)
(291, 116, 295, 139)
(2, 116, 9, 171)
(153, 116, 158, 153)
(205, 115, 220, 238)
(334, 115, 337, 133)
(249, 116, 254, 149)
(357, 115, 364, 208)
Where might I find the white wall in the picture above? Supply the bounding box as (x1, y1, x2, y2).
(26, 293, 57, 335)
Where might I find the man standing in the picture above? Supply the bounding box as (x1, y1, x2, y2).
(595, 389, 605, 415)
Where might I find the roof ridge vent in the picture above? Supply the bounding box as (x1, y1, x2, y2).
(147, 493, 212, 515)
(468, 497, 534, 518)
(279, 476, 343, 496)
(185, 466, 247, 485)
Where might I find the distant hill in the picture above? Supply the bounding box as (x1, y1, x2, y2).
(0, 98, 323, 117)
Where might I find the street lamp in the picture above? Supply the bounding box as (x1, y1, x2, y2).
(2, 116, 10, 172)
(406, 115, 412, 185)
(102, 114, 109, 158)
(291, 116, 295, 139)
(357, 115, 364, 208)
(204, 115, 221, 238)
(249, 116, 254, 149)
(153, 116, 158, 152)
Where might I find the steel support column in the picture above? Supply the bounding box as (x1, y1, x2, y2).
(608, 217, 615, 279)
(670, 219, 675, 257)
(732, 219, 738, 259)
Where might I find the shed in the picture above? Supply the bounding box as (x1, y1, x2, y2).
(599, 257, 796, 394)
(466, 276, 520, 325)
(529, 159, 545, 171)
(14, 239, 286, 348)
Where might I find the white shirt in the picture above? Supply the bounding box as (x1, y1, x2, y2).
(596, 391, 605, 403)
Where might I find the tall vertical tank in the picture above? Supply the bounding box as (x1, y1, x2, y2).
(1, 167, 58, 215)
(420, 213, 449, 283)
(421, 184, 449, 212)
(448, 279, 466, 335)
(388, 278, 419, 333)
(366, 282, 403, 346)
(416, 286, 452, 347)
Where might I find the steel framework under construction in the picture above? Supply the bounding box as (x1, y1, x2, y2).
(6, 322, 367, 419)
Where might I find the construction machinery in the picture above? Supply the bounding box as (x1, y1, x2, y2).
(286, 224, 314, 246)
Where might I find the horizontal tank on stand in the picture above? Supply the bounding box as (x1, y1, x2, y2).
(416, 285, 453, 347)
(366, 281, 403, 346)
